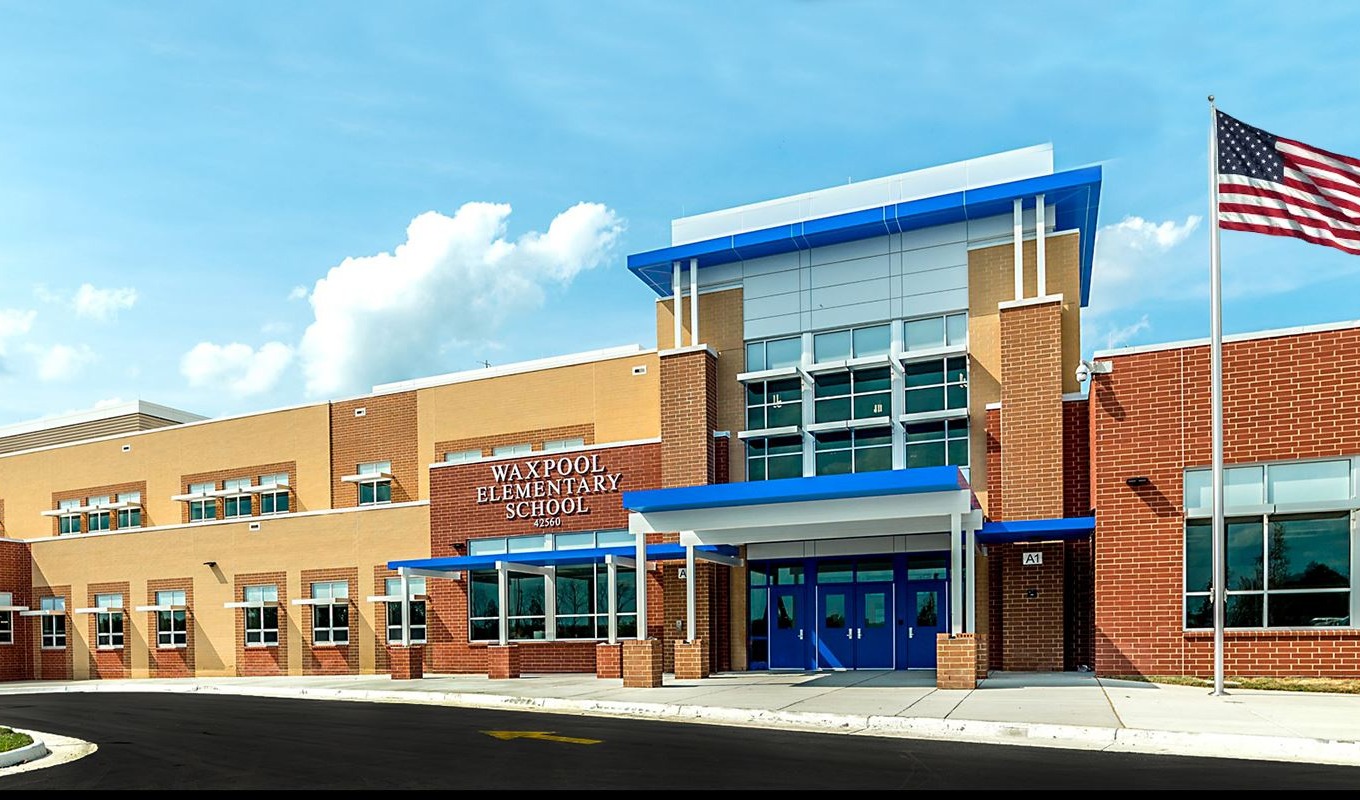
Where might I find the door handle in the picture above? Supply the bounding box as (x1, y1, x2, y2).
(798, 629, 804, 640)
(846, 628, 853, 639)
(857, 627, 862, 640)
(909, 627, 914, 639)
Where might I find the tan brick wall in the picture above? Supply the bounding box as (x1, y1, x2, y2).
(658, 287, 746, 480)
(50, 481, 148, 535)
(660, 349, 717, 488)
(999, 299, 1064, 520)
(436, 424, 595, 460)
(86, 580, 131, 679)
(146, 577, 194, 678)
(300, 567, 360, 675)
(234, 571, 288, 677)
(331, 392, 418, 509)
(179, 462, 297, 523)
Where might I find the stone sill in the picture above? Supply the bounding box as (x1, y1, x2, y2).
(467, 639, 611, 648)
(1183, 628, 1360, 640)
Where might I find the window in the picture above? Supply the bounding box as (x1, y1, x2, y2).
(904, 419, 970, 469)
(189, 481, 217, 522)
(357, 461, 392, 505)
(243, 584, 279, 647)
(904, 356, 968, 415)
(1185, 512, 1352, 629)
(903, 312, 967, 352)
(223, 478, 253, 519)
(444, 449, 482, 464)
(746, 435, 803, 481)
(385, 577, 427, 644)
(118, 491, 142, 529)
(471, 571, 547, 641)
(555, 564, 637, 639)
(813, 367, 891, 423)
(814, 427, 892, 475)
(155, 590, 188, 648)
(812, 323, 890, 363)
(86, 495, 111, 532)
(543, 437, 586, 452)
(745, 335, 801, 372)
(492, 443, 531, 457)
(95, 593, 124, 649)
(311, 581, 350, 644)
(57, 498, 81, 535)
(258, 473, 289, 515)
(40, 596, 66, 649)
(746, 377, 802, 430)
(0, 592, 12, 645)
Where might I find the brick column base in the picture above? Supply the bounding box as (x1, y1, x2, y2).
(487, 644, 521, 679)
(596, 642, 623, 679)
(622, 638, 663, 688)
(975, 637, 989, 681)
(674, 639, 709, 680)
(387, 646, 424, 680)
(937, 633, 979, 690)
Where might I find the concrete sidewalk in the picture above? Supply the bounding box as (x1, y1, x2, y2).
(3, 670, 1359, 767)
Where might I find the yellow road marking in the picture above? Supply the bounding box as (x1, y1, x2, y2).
(482, 730, 602, 745)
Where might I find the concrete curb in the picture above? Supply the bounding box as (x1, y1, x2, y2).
(0, 734, 48, 769)
(4, 681, 1360, 767)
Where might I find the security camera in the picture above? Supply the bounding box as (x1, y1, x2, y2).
(1075, 362, 1090, 383)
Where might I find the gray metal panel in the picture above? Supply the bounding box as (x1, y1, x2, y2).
(810, 277, 892, 310)
(744, 313, 804, 340)
(903, 264, 968, 296)
(903, 221, 968, 250)
(901, 288, 968, 318)
(740, 251, 802, 277)
(810, 301, 892, 331)
(966, 213, 1013, 242)
(808, 235, 891, 266)
(902, 242, 967, 274)
(809, 253, 891, 288)
(744, 291, 803, 322)
(743, 268, 801, 299)
(696, 261, 743, 289)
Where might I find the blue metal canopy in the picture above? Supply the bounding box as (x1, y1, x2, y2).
(388, 543, 740, 573)
(627, 165, 1103, 306)
(623, 466, 968, 514)
(976, 516, 1095, 544)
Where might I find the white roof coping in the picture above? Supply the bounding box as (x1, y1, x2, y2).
(1094, 318, 1360, 360)
(0, 400, 206, 440)
(671, 144, 1054, 246)
(370, 344, 654, 394)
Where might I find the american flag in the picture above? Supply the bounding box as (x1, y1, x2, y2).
(1217, 111, 1360, 256)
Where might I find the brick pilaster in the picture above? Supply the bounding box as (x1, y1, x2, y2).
(999, 297, 1064, 520)
(936, 633, 978, 690)
(659, 348, 717, 489)
(622, 638, 663, 688)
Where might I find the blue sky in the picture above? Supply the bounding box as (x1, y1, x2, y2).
(2, 2, 1359, 425)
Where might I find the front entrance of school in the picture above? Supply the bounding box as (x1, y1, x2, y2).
(748, 552, 949, 671)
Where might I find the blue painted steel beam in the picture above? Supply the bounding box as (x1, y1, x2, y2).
(622, 466, 967, 514)
(976, 516, 1095, 544)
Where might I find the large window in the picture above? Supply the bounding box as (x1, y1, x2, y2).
(40, 596, 66, 649)
(223, 478, 253, 519)
(94, 593, 124, 649)
(812, 324, 890, 363)
(746, 435, 803, 481)
(311, 581, 350, 644)
(117, 491, 142, 529)
(471, 572, 546, 641)
(385, 577, 427, 644)
(0, 592, 13, 645)
(903, 312, 967, 352)
(745, 335, 801, 372)
(814, 427, 892, 476)
(189, 481, 216, 522)
(903, 356, 968, 415)
(746, 377, 802, 431)
(57, 498, 81, 535)
(156, 590, 188, 648)
(258, 473, 289, 515)
(905, 419, 970, 469)
(555, 565, 637, 639)
(244, 584, 279, 647)
(87, 496, 112, 532)
(814, 367, 891, 423)
(1185, 513, 1352, 629)
(356, 461, 392, 506)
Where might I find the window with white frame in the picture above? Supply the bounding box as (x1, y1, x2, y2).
(189, 481, 217, 522)
(156, 590, 188, 648)
(812, 323, 891, 363)
(385, 577, 427, 644)
(40, 596, 66, 648)
(258, 473, 289, 515)
(903, 312, 968, 352)
(543, 437, 585, 452)
(87, 495, 112, 532)
(223, 478, 253, 519)
(903, 356, 968, 415)
(0, 592, 13, 645)
(1183, 458, 1356, 629)
(57, 498, 81, 535)
(904, 419, 970, 469)
(95, 593, 124, 649)
(311, 581, 350, 644)
(492, 443, 531, 457)
(117, 491, 142, 529)
(813, 367, 891, 423)
(744, 335, 801, 372)
(746, 377, 802, 430)
(444, 449, 482, 464)
(745, 435, 803, 481)
(356, 461, 392, 506)
(243, 584, 279, 647)
(814, 427, 892, 475)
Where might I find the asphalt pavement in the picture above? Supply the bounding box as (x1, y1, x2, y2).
(1, 693, 1358, 789)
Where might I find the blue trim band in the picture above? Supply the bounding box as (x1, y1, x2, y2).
(623, 466, 967, 514)
(977, 516, 1095, 544)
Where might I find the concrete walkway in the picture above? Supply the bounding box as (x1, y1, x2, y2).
(3, 671, 1359, 766)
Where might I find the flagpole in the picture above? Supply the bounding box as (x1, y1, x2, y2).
(1208, 95, 1227, 697)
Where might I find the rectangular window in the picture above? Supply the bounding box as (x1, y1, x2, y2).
(444, 449, 482, 464)
(814, 427, 893, 476)
(357, 461, 393, 506)
(491, 443, 531, 457)
(189, 481, 217, 522)
(1184, 512, 1352, 629)
(222, 477, 253, 519)
(311, 581, 350, 644)
(40, 596, 66, 649)
(87, 510, 111, 532)
(904, 419, 970, 468)
(543, 437, 586, 452)
(745, 335, 802, 372)
(746, 377, 802, 430)
(813, 367, 891, 423)
(117, 508, 142, 529)
(59, 514, 82, 535)
(469, 572, 546, 641)
(243, 584, 279, 647)
(812, 323, 890, 363)
(156, 589, 188, 648)
(556, 564, 637, 640)
(468, 537, 508, 556)
(746, 435, 804, 481)
(904, 356, 968, 415)
(258, 473, 289, 515)
(903, 312, 967, 352)
(95, 593, 124, 649)
(385, 577, 427, 644)
(0, 592, 12, 645)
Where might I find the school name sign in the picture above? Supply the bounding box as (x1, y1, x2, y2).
(475, 453, 623, 524)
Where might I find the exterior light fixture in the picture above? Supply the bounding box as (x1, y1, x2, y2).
(1125, 476, 1150, 487)
(203, 560, 218, 568)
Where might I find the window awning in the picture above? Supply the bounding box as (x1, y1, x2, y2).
(387, 543, 739, 574)
(976, 516, 1095, 544)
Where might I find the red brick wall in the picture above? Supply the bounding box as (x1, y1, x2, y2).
(427, 442, 662, 673)
(998, 542, 1066, 670)
(999, 299, 1064, 520)
(147, 578, 194, 678)
(1093, 327, 1360, 677)
(35, 584, 72, 680)
(985, 407, 1002, 519)
(373, 566, 434, 675)
(87, 581, 131, 679)
(0, 539, 32, 681)
(331, 391, 418, 509)
(1063, 399, 1091, 517)
(234, 571, 288, 677)
(300, 568, 360, 675)
(660, 349, 716, 488)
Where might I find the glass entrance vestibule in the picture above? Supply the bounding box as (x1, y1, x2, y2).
(748, 552, 950, 671)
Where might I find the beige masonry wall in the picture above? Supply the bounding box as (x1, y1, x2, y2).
(0, 404, 332, 540)
(27, 503, 429, 678)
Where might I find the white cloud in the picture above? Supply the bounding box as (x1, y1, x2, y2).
(73, 283, 138, 321)
(0, 308, 37, 374)
(288, 285, 309, 301)
(32, 343, 95, 382)
(296, 201, 623, 395)
(1099, 314, 1151, 350)
(180, 341, 294, 397)
(1087, 215, 1202, 316)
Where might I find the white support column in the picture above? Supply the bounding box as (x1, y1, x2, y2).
(399, 567, 411, 647)
(1012, 198, 1024, 301)
(1035, 193, 1047, 297)
(607, 557, 619, 645)
(672, 260, 683, 349)
(689, 258, 699, 346)
(964, 527, 977, 634)
(543, 567, 557, 642)
(496, 562, 509, 647)
(950, 513, 964, 635)
(685, 542, 697, 643)
(633, 517, 648, 641)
